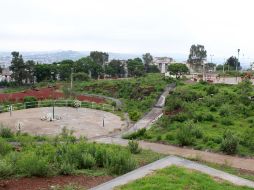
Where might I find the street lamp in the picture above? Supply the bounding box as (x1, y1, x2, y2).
(51, 71, 55, 119)
(236, 49, 240, 82)
(210, 54, 214, 63)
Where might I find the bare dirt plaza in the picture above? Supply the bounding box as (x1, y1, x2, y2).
(0, 107, 125, 138)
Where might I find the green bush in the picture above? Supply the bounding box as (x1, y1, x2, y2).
(59, 162, 76, 175)
(206, 85, 219, 95)
(165, 97, 184, 112)
(81, 153, 96, 169)
(105, 151, 136, 175)
(170, 112, 189, 122)
(23, 96, 38, 108)
(128, 140, 141, 154)
(177, 124, 195, 146)
(0, 126, 13, 138)
(191, 127, 203, 139)
(122, 128, 146, 139)
(221, 118, 234, 126)
(0, 138, 12, 155)
(241, 129, 254, 150)
(129, 110, 141, 121)
(16, 152, 50, 177)
(219, 104, 231, 116)
(0, 160, 13, 178)
(73, 72, 90, 81)
(220, 131, 239, 155)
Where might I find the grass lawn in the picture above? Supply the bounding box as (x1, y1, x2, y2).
(116, 166, 254, 190)
(129, 80, 254, 157)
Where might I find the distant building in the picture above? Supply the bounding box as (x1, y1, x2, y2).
(152, 57, 174, 73)
(0, 68, 12, 82)
(251, 62, 254, 71)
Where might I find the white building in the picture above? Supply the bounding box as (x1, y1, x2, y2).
(152, 57, 174, 73)
(0, 68, 12, 82)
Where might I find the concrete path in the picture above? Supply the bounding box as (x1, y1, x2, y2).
(90, 156, 254, 190)
(123, 84, 175, 135)
(94, 137, 254, 172)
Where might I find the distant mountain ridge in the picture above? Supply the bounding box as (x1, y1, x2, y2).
(0, 50, 190, 68)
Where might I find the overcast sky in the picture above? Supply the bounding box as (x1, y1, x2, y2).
(0, 0, 254, 63)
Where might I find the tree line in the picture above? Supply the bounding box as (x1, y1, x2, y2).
(7, 51, 160, 85)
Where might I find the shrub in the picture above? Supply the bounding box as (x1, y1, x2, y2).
(59, 162, 76, 175)
(73, 72, 90, 81)
(165, 97, 184, 112)
(206, 85, 219, 95)
(219, 104, 231, 116)
(165, 133, 174, 141)
(81, 153, 96, 169)
(241, 129, 254, 150)
(220, 131, 239, 154)
(191, 127, 203, 139)
(129, 110, 141, 121)
(122, 128, 146, 139)
(128, 140, 141, 154)
(16, 152, 50, 177)
(204, 113, 215, 122)
(156, 135, 162, 141)
(177, 124, 195, 146)
(210, 106, 217, 112)
(0, 160, 13, 178)
(221, 118, 233, 126)
(0, 126, 13, 138)
(170, 112, 189, 122)
(105, 151, 136, 175)
(0, 138, 12, 155)
(24, 96, 38, 108)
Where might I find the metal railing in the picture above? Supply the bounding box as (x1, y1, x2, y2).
(0, 99, 115, 113)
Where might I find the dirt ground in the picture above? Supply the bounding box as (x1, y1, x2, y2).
(0, 107, 125, 138)
(0, 175, 113, 190)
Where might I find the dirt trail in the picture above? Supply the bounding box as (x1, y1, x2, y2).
(94, 137, 254, 172)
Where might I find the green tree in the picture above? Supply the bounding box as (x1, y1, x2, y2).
(168, 63, 189, 79)
(56, 60, 74, 81)
(89, 51, 109, 66)
(9, 52, 26, 85)
(34, 64, 52, 82)
(25, 60, 36, 84)
(142, 53, 153, 72)
(105, 59, 125, 77)
(147, 65, 160, 73)
(127, 58, 144, 77)
(187, 44, 207, 64)
(225, 56, 240, 70)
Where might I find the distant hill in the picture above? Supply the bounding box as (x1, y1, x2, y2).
(0, 50, 193, 69)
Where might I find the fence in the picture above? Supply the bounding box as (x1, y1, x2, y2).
(0, 99, 115, 113)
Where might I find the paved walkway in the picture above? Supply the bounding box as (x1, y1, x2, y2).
(123, 84, 175, 134)
(94, 137, 254, 172)
(90, 156, 254, 190)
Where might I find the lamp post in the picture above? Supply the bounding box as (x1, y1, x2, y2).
(210, 54, 214, 64)
(51, 71, 55, 119)
(236, 49, 240, 83)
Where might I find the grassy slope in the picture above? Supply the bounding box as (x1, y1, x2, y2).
(141, 81, 254, 156)
(73, 74, 170, 121)
(117, 166, 253, 190)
